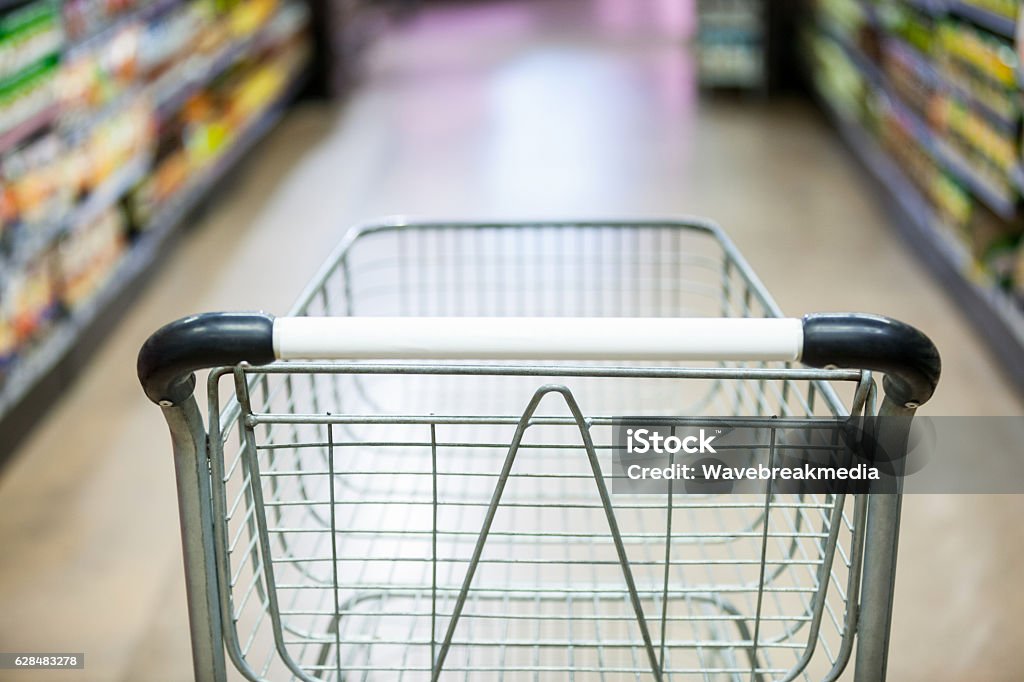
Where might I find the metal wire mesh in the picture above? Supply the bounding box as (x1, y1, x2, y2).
(205, 222, 874, 681)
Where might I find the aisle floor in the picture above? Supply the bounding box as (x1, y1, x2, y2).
(1, 1, 1023, 680)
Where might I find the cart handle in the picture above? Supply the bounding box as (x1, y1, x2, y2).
(138, 312, 940, 408)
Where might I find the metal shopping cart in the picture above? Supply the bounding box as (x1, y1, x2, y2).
(138, 220, 940, 682)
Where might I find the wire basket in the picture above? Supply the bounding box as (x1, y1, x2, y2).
(203, 222, 875, 681)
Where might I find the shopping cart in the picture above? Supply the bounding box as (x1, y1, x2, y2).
(138, 220, 940, 682)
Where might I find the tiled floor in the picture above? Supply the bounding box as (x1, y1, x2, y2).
(1, 1, 1022, 680)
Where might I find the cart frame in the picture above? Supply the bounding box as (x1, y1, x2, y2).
(139, 219, 939, 681)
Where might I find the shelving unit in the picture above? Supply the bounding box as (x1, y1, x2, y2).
(697, 0, 768, 88)
(62, 0, 179, 57)
(0, 0, 312, 460)
(805, 0, 1024, 393)
(949, 1, 1017, 37)
(0, 103, 57, 155)
(823, 98, 1024, 386)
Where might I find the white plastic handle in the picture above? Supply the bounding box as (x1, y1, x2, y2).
(272, 317, 804, 362)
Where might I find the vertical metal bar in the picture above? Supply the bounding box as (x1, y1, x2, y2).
(533, 485, 543, 682)
(339, 253, 355, 318)
(437, 229, 447, 315)
(563, 485, 576, 681)
(557, 225, 567, 317)
(490, 226, 501, 316)
(163, 397, 228, 682)
(854, 491, 901, 682)
(653, 226, 663, 315)
(618, 228, 627, 316)
(854, 398, 912, 682)
(397, 231, 408, 316)
(577, 227, 586, 316)
(327, 423, 344, 681)
(658, 433, 676, 674)
(748, 424, 777, 682)
(430, 423, 439, 672)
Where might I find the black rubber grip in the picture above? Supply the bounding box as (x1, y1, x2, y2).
(801, 313, 941, 407)
(138, 312, 276, 405)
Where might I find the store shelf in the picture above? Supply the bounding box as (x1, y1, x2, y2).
(903, 0, 949, 17)
(854, 0, 882, 27)
(948, 2, 1017, 38)
(152, 46, 248, 122)
(932, 136, 1016, 219)
(884, 36, 1018, 135)
(696, 0, 766, 90)
(824, 28, 1018, 219)
(155, 29, 283, 121)
(0, 104, 58, 155)
(1012, 164, 1024, 193)
(61, 85, 144, 141)
(63, 0, 181, 59)
(1, 153, 151, 285)
(821, 23, 884, 87)
(820, 101, 1024, 393)
(148, 68, 307, 236)
(0, 64, 308, 462)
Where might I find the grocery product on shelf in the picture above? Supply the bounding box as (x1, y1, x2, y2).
(131, 1, 308, 224)
(62, 0, 139, 43)
(57, 21, 141, 129)
(0, 302, 13, 382)
(0, 252, 58, 386)
(888, 1, 936, 54)
(75, 100, 153, 192)
(966, 209, 1022, 287)
(223, 0, 278, 39)
(939, 17, 1016, 87)
(0, 130, 72, 245)
(137, 0, 206, 82)
(937, 96, 1016, 200)
(880, 99, 975, 229)
(937, 18, 1017, 121)
(55, 204, 126, 310)
(882, 41, 940, 121)
(0, 0, 62, 84)
(0, 0, 62, 141)
(0, 97, 151, 260)
(1015, 246, 1024, 300)
(933, 171, 975, 230)
(810, 0, 1023, 252)
(0, 55, 59, 137)
(807, 30, 867, 118)
(0, 0, 311, 433)
(964, 0, 1017, 21)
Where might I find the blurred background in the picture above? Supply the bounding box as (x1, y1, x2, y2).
(0, 0, 1022, 679)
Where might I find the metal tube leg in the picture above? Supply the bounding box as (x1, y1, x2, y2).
(164, 397, 228, 682)
(854, 491, 901, 681)
(855, 398, 912, 682)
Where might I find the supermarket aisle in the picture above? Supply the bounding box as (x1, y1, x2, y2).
(0, 1, 1022, 680)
